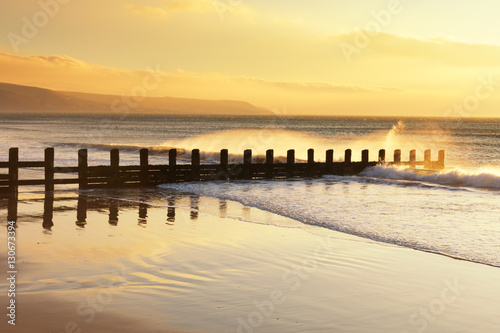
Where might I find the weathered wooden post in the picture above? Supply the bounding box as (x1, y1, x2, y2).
(343, 149, 352, 175)
(394, 149, 401, 164)
(378, 149, 386, 163)
(287, 149, 295, 178)
(140, 148, 149, 186)
(109, 149, 120, 187)
(265, 149, 274, 179)
(8, 148, 19, 194)
(45, 147, 55, 192)
(438, 150, 445, 169)
(218, 149, 228, 179)
(325, 149, 334, 174)
(169, 148, 177, 183)
(362, 149, 369, 164)
(307, 148, 315, 177)
(191, 149, 200, 181)
(220, 149, 228, 166)
(424, 149, 431, 169)
(344, 149, 352, 163)
(78, 149, 88, 189)
(243, 149, 252, 179)
(409, 150, 416, 168)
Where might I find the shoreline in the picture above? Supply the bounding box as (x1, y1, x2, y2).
(1, 190, 500, 332)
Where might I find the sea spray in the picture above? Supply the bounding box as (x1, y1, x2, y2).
(361, 165, 500, 190)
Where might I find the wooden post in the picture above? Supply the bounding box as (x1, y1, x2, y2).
(424, 149, 431, 169)
(140, 148, 149, 186)
(344, 149, 352, 163)
(169, 149, 177, 183)
(109, 149, 120, 187)
(287, 150, 295, 164)
(9, 148, 19, 194)
(45, 147, 55, 192)
(287, 149, 295, 178)
(409, 150, 416, 168)
(110, 149, 119, 168)
(378, 149, 386, 163)
(438, 150, 445, 169)
(394, 149, 401, 164)
(307, 149, 314, 164)
(265, 149, 274, 179)
(244, 149, 252, 164)
(307, 149, 315, 177)
(220, 149, 228, 166)
(325, 149, 334, 174)
(191, 149, 200, 181)
(243, 149, 252, 179)
(362, 149, 369, 164)
(78, 149, 88, 189)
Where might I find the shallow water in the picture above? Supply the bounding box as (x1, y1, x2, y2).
(2, 190, 500, 333)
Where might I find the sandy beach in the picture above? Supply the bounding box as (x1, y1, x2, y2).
(1, 189, 500, 333)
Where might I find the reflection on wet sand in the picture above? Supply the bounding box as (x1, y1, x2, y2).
(4, 191, 208, 230)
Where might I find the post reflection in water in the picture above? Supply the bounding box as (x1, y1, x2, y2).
(166, 197, 175, 224)
(190, 195, 199, 220)
(3, 192, 210, 230)
(109, 200, 119, 226)
(138, 202, 148, 226)
(219, 199, 227, 217)
(43, 192, 54, 230)
(7, 193, 18, 223)
(76, 194, 87, 227)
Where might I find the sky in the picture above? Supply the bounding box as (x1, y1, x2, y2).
(1, 0, 500, 117)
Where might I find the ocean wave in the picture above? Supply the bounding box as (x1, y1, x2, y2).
(361, 165, 500, 191)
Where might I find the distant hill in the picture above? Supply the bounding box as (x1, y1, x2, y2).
(0, 82, 273, 116)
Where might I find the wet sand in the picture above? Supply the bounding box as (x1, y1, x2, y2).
(1, 190, 500, 332)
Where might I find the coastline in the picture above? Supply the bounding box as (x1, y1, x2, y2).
(1, 190, 500, 332)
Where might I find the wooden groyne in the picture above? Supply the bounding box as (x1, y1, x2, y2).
(0, 147, 445, 194)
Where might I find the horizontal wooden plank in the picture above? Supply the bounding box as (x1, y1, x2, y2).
(18, 161, 45, 168)
(54, 166, 79, 173)
(17, 179, 46, 185)
(54, 178, 79, 184)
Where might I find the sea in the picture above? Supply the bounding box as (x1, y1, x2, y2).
(1, 113, 500, 267)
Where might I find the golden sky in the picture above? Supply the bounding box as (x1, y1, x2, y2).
(1, 0, 500, 117)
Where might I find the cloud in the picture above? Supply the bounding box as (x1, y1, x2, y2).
(1, 51, 499, 118)
(334, 31, 500, 67)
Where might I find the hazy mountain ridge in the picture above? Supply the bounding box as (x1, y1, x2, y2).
(0, 82, 273, 115)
